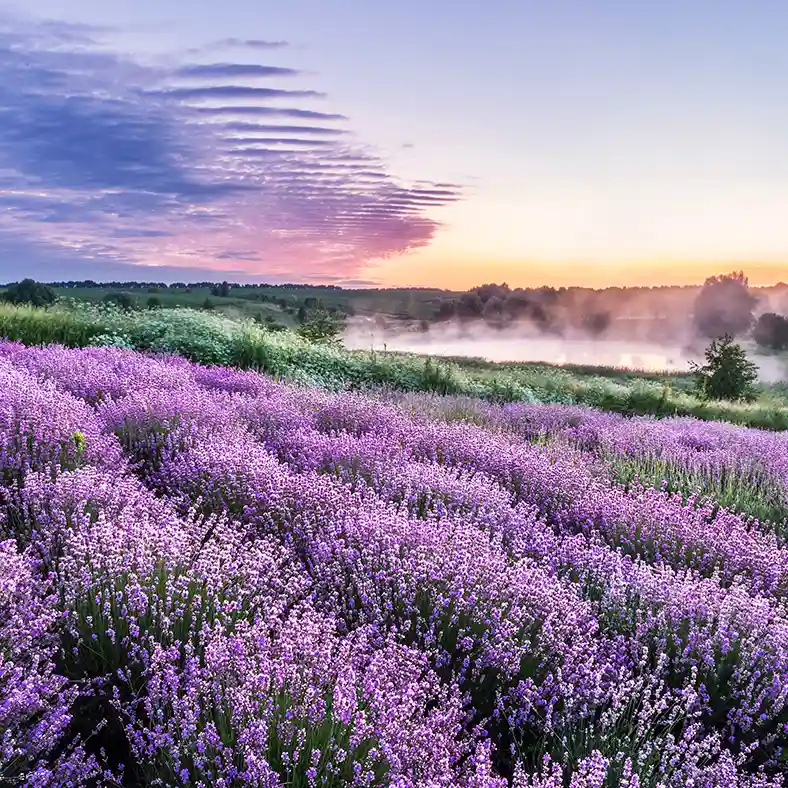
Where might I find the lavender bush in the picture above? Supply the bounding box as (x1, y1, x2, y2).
(0, 343, 786, 786)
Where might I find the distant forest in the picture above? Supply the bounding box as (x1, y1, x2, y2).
(3, 274, 788, 346)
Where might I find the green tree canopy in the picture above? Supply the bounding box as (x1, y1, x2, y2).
(692, 271, 758, 339)
(0, 278, 56, 307)
(690, 335, 759, 401)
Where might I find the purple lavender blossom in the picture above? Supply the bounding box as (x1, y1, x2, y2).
(1, 340, 787, 786)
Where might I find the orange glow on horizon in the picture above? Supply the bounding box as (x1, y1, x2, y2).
(366, 253, 788, 290)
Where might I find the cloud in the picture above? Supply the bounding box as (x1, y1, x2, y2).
(175, 63, 301, 79)
(153, 85, 325, 100)
(109, 228, 174, 238)
(0, 230, 273, 284)
(186, 38, 289, 55)
(220, 123, 347, 135)
(193, 106, 347, 120)
(340, 278, 381, 287)
(0, 13, 465, 283)
(224, 138, 338, 148)
(215, 249, 263, 260)
(215, 38, 289, 50)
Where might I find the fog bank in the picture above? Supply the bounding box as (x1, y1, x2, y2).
(343, 320, 788, 383)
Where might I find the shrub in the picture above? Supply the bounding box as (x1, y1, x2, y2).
(1, 301, 787, 428)
(753, 312, 788, 350)
(690, 335, 759, 402)
(0, 279, 56, 308)
(88, 333, 135, 350)
(102, 292, 136, 311)
(296, 308, 344, 346)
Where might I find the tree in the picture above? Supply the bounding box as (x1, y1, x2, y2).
(502, 291, 531, 321)
(692, 271, 758, 339)
(296, 305, 307, 324)
(435, 300, 457, 321)
(211, 281, 231, 298)
(456, 292, 484, 320)
(471, 282, 511, 303)
(146, 296, 162, 309)
(482, 295, 505, 325)
(202, 298, 215, 310)
(0, 278, 56, 307)
(753, 312, 788, 350)
(690, 335, 759, 402)
(296, 308, 344, 345)
(582, 311, 611, 336)
(102, 292, 136, 311)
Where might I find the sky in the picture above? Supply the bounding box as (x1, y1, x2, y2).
(0, 0, 787, 289)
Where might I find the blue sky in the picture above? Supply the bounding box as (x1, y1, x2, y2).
(1, 1, 787, 287)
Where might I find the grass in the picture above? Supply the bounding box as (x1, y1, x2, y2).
(0, 283, 453, 323)
(45, 286, 297, 327)
(1, 300, 787, 429)
(606, 453, 787, 528)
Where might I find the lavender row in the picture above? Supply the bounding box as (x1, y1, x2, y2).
(11, 343, 785, 768)
(6, 461, 505, 787)
(0, 357, 503, 785)
(106, 395, 788, 782)
(384, 392, 788, 527)
(2, 343, 788, 785)
(111, 375, 788, 601)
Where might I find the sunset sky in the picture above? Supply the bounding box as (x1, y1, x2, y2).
(1, 1, 787, 288)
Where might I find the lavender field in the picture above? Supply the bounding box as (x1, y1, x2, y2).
(2, 341, 788, 787)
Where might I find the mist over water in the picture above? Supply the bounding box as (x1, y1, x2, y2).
(343, 320, 788, 382)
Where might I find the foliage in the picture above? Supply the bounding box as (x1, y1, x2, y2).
(210, 280, 231, 297)
(102, 292, 136, 311)
(0, 278, 56, 307)
(692, 271, 758, 339)
(88, 332, 135, 350)
(690, 335, 759, 402)
(582, 311, 611, 336)
(296, 308, 345, 345)
(753, 312, 788, 350)
(146, 296, 161, 309)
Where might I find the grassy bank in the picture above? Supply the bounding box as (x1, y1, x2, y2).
(1, 301, 787, 428)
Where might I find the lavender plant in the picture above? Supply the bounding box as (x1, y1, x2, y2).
(1, 341, 787, 786)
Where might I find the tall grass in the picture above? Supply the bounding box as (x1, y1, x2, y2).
(1, 301, 787, 428)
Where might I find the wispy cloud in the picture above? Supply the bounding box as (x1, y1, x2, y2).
(193, 106, 348, 120)
(186, 38, 290, 56)
(175, 63, 302, 79)
(219, 123, 348, 135)
(215, 38, 289, 50)
(0, 13, 464, 283)
(224, 138, 339, 148)
(151, 85, 326, 100)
